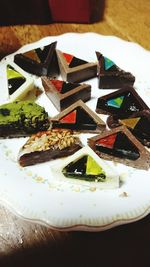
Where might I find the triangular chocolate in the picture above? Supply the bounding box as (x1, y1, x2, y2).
(42, 77, 91, 111)
(51, 146, 120, 189)
(96, 52, 135, 89)
(115, 110, 150, 147)
(14, 42, 59, 77)
(63, 52, 88, 68)
(56, 50, 97, 83)
(51, 100, 106, 133)
(88, 126, 150, 170)
(96, 86, 149, 117)
(63, 155, 106, 181)
(18, 129, 82, 167)
(7, 64, 26, 95)
(5, 62, 34, 101)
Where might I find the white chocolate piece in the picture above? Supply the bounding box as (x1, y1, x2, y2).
(51, 146, 120, 189)
(0, 61, 34, 104)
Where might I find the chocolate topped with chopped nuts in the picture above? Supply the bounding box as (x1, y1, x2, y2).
(18, 129, 82, 166)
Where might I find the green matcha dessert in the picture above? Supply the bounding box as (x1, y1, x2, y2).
(0, 101, 50, 137)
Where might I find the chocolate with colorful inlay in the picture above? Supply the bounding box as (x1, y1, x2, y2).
(96, 52, 135, 89)
(56, 50, 97, 83)
(96, 86, 149, 116)
(51, 100, 106, 133)
(14, 42, 59, 77)
(62, 155, 106, 182)
(7, 64, 26, 95)
(88, 126, 150, 170)
(42, 77, 91, 111)
(107, 110, 150, 147)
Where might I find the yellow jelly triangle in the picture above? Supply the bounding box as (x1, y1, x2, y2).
(119, 117, 140, 129)
(86, 155, 105, 176)
(7, 66, 24, 80)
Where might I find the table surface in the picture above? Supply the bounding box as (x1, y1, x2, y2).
(0, 0, 150, 266)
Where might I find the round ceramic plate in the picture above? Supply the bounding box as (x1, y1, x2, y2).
(0, 33, 150, 232)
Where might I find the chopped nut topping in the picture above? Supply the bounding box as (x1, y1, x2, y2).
(23, 129, 79, 153)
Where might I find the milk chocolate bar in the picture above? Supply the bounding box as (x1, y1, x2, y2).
(88, 126, 150, 170)
(56, 50, 97, 83)
(96, 52, 135, 89)
(42, 77, 91, 111)
(18, 129, 82, 166)
(51, 100, 106, 133)
(14, 42, 59, 77)
(96, 86, 149, 117)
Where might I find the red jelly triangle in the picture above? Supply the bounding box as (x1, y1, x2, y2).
(60, 110, 77, 123)
(63, 53, 74, 65)
(51, 80, 64, 93)
(96, 133, 117, 149)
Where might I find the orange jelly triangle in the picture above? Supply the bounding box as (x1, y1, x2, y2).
(51, 80, 63, 92)
(96, 133, 117, 149)
(63, 53, 74, 65)
(60, 110, 77, 123)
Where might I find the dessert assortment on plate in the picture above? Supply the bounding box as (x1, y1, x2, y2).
(1, 41, 150, 189)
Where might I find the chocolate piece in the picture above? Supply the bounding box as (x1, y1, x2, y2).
(18, 129, 82, 166)
(51, 146, 120, 189)
(88, 126, 150, 170)
(63, 155, 106, 182)
(107, 110, 150, 147)
(51, 100, 106, 133)
(96, 86, 149, 117)
(56, 50, 97, 83)
(42, 77, 91, 111)
(96, 52, 135, 89)
(14, 42, 59, 77)
(0, 62, 34, 102)
(0, 101, 50, 138)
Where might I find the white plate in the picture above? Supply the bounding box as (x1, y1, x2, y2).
(0, 33, 150, 232)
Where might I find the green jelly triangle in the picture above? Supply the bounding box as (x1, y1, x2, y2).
(104, 57, 115, 70)
(86, 155, 105, 176)
(107, 96, 124, 108)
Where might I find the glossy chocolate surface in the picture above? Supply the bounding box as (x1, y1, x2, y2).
(62, 155, 106, 182)
(7, 64, 26, 95)
(108, 110, 150, 147)
(95, 132, 140, 160)
(42, 77, 91, 111)
(96, 52, 135, 89)
(53, 106, 97, 130)
(96, 86, 149, 117)
(88, 126, 150, 170)
(56, 50, 97, 83)
(14, 42, 59, 77)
